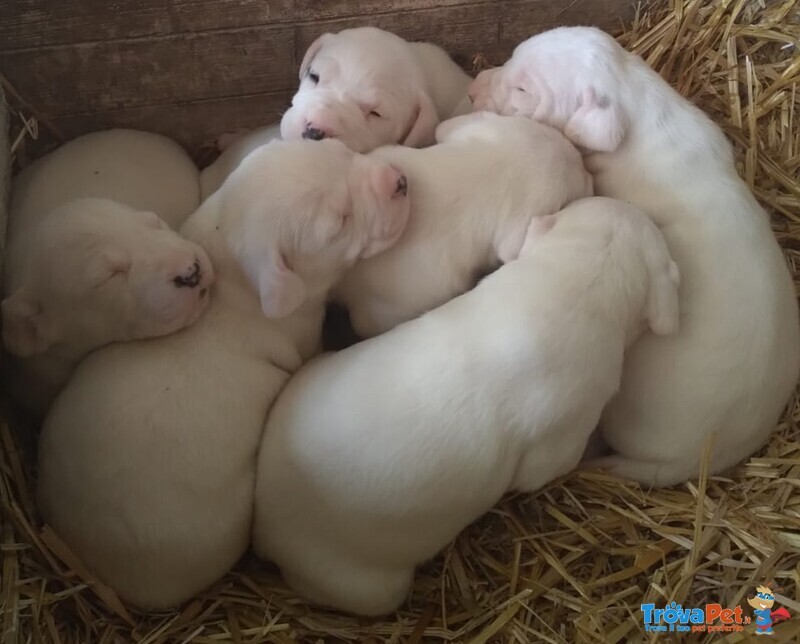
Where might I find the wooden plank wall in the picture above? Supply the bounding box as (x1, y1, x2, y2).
(0, 0, 637, 154)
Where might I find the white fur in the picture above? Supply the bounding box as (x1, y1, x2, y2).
(3, 198, 213, 414)
(37, 139, 410, 609)
(9, 128, 200, 234)
(281, 27, 472, 152)
(335, 111, 592, 337)
(253, 197, 680, 616)
(470, 26, 800, 485)
(199, 124, 282, 200)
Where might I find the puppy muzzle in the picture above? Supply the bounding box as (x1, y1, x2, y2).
(173, 261, 203, 288)
(302, 126, 327, 141)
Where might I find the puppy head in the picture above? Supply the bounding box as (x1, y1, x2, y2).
(469, 27, 630, 153)
(280, 27, 440, 152)
(2, 199, 213, 358)
(221, 138, 410, 319)
(468, 68, 508, 114)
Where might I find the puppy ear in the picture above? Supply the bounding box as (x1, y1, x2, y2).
(564, 87, 626, 152)
(255, 251, 307, 319)
(646, 260, 680, 335)
(401, 91, 440, 147)
(299, 34, 330, 79)
(1, 289, 54, 357)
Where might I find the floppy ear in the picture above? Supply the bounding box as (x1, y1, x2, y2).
(646, 260, 680, 335)
(564, 86, 626, 153)
(1, 289, 54, 357)
(253, 251, 307, 319)
(401, 91, 440, 147)
(299, 34, 330, 79)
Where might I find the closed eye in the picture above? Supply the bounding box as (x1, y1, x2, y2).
(92, 269, 126, 289)
(307, 70, 320, 84)
(337, 211, 351, 234)
(369, 110, 382, 118)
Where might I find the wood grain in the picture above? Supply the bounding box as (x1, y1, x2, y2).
(50, 91, 292, 155)
(295, 3, 502, 69)
(1, 0, 496, 50)
(0, 87, 9, 271)
(0, 27, 295, 115)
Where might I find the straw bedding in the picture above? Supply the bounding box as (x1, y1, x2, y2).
(2, 0, 799, 641)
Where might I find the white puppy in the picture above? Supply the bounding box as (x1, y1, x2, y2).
(9, 128, 200, 234)
(200, 28, 472, 200)
(3, 198, 213, 414)
(470, 26, 800, 485)
(281, 27, 472, 152)
(37, 138, 410, 609)
(199, 124, 281, 200)
(335, 111, 592, 337)
(253, 197, 680, 616)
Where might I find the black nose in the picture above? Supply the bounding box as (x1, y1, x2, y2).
(302, 126, 326, 141)
(173, 261, 202, 288)
(395, 174, 408, 197)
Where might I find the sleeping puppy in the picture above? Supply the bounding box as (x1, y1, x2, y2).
(199, 28, 471, 199)
(335, 111, 592, 337)
(3, 129, 205, 415)
(283, 27, 472, 150)
(2, 198, 213, 415)
(9, 128, 200, 233)
(470, 26, 800, 486)
(37, 139, 410, 610)
(252, 197, 680, 616)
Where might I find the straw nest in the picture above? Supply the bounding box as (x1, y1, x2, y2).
(2, 0, 800, 642)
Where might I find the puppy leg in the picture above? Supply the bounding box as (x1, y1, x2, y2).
(282, 557, 414, 616)
(583, 454, 701, 488)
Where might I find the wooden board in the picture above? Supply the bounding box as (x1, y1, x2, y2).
(0, 87, 8, 270)
(0, 0, 637, 153)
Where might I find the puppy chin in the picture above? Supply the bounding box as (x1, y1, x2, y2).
(279, 109, 306, 140)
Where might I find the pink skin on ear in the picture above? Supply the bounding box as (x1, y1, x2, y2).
(370, 164, 406, 200)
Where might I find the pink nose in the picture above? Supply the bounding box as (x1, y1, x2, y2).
(372, 164, 408, 200)
(173, 260, 204, 289)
